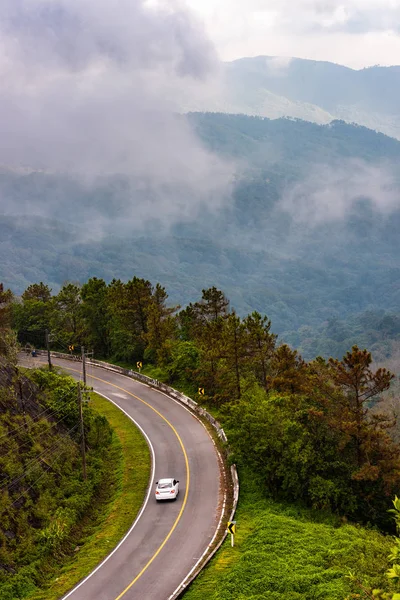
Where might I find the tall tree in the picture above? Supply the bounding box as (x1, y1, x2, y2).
(144, 284, 179, 365)
(125, 277, 153, 337)
(221, 312, 247, 399)
(106, 279, 134, 361)
(80, 277, 110, 356)
(21, 282, 52, 303)
(197, 287, 230, 322)
(243, 311, 277, 390)
(177, 303, 203, 341)
(196, 317, 225, 401)
(0, 284, 17, 361)
(13, 283, 54, 348)
(0, 284, 13, 330)
(51, 283, 83, 347)
(267, 344, 308, 395)
(328, 346, 395, 469)
(105, 277, 154, 362)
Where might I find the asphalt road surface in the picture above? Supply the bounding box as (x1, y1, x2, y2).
(22, 355, 222, 600)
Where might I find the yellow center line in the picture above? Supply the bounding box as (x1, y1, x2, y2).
(55, 363, 190, 599)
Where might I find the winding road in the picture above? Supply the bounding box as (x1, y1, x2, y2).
(22, 356, 223, 600)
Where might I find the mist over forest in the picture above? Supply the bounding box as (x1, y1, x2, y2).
(2, 2, 400, 599)
(1, 114, 399, 361)
(0, 1, 399, 362)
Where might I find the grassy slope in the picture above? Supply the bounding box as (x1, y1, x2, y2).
(28, 391, 150, 600)
(182, 468, 392, 600)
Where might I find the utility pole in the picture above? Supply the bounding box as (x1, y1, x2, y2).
(45, 329, 52, 371)
(81, 345, 86, 387)
(78, 383, 87, 481)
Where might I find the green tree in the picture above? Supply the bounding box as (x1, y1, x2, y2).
(51, 283, 84, 348)
(0, 284, 17, 361)
(177, 303, 203, 341)
(197, 287, 230, 322)
(106, 277, 153, 362)
(80, 277, 110, 356)
(220, 312, 247, 399)
(125, 277, 153, 337)
(167, 341, 200, 391)
(243, 311, 277, 390)
(21, 282, 52, 303)
(13, 283, 54, 348)
(267, 344, 308, 395)
(328, 346, 395, 469)
(144, 284, 178, 365)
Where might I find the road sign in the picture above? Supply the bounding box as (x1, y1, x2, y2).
(137, 361, 143, 369)
(198, 387, 205, 395)
(68, 345, 74, 352)
(227, 521, 236, 535)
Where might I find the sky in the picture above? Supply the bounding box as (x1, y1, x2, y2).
(184, 0, 400, 68)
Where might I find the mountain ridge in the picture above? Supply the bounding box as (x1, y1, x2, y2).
(1, 114, 399, 342)
(178, 56, 400, 140)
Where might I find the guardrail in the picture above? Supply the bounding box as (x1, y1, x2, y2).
(42, 351, 239, 598)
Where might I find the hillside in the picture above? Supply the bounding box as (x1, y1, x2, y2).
(180, 57, 400, 140)
(1, 115, 400, 344)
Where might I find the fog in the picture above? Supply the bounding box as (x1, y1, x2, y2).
(280, 159, 400, 226)
(0, 0, 233, 229)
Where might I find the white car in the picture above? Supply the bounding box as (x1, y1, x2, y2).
(155, 478, 179, 501)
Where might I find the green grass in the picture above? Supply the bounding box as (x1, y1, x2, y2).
(27, 391, 151, 600)
(182, 467, 393, 600)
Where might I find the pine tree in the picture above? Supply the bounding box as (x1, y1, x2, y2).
(328, 345, 395, 469)
(197, 287, 230, 322)
(80, 277, 110, 356)
(144, 284, 179, 365)
(243, 311, 277, 390)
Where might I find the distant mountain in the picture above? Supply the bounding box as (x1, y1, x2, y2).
(1, 115, 400, 344)
(179, 57, 400, 140)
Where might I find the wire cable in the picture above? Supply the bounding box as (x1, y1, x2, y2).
(0, 409, 81, 457)
(0, 423, 80, 493)
(9, 430, 81, 507)
(0, 384, 79, 443)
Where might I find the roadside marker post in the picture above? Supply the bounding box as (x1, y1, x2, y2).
(227, 521, 236, 547)
(137, 361, 143, 373)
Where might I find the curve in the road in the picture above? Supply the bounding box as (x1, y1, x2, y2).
(30, 357, 222, 600)
(62, 386, 156, 599)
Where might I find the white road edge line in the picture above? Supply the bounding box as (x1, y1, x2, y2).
(61, 391, 156, 600)
(167, 446, 227, 600)
(92, 368, 228, 600)
(50, 358, 225, 600)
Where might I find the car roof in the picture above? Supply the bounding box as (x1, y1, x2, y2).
(158, 478, 175, 484)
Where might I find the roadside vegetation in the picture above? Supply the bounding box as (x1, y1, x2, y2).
(5, 277, 400, 597)
(0, 284, 150, 600)
(26, 390, 150, 600)
(183, 467, 393, 600)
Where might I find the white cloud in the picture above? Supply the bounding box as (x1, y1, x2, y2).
(0, 0, 234, 229)
(186, 0, 400, 67)
(280, 160, 400, 225)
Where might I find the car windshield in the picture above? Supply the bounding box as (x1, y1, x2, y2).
(158, 482, 172, 489)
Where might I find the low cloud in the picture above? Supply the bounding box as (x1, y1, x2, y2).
(265, 56, 293, 75)
(0, 0, 234, 229)
(280, 160, 400, 225)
